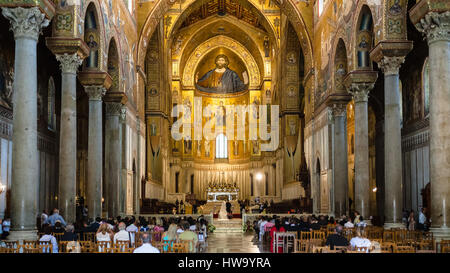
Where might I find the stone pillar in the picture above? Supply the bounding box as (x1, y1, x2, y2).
(105, 102, 122, 217)
(55, 53, 83, 224)
(348, 83, 374, 219)
(332, 103, 348, 217)
(412, 10, 450, 237)
(379, 56, 406, 228)
(1, 7, 49, 241)
(85, 86, 106, 219)
(120, 106, 127, 215)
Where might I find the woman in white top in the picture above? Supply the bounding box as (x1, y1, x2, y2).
(96, 223, 113, 251)
(39, 226, 58, 253)
(349, 229, 372, 253)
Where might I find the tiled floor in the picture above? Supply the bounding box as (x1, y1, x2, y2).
(202, 232, 270, 253)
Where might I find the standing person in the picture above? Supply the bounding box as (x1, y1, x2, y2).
(226, 200, 232, 219)
(40, 210, 48, 230)
(133, 232, 160, 253)
(408, 211, 416, 231)
(353, 211, 361, 226)
(418, 208, 427, 231)
(82, 205, 88, 222)
(2, 217, 10, 239)
(45, 209, 67, 227)
(269, 219, 286, 253)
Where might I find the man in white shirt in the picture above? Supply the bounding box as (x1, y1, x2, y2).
(114, 222, 131, 244)
(418, 208, 427, 230)
(40, 210, 48, 229)
(133, 233, 160, 253)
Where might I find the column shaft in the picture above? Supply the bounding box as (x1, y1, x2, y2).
(1, 7, 49, 241)
(105, 102, 121, 217)
(85, 86, 105, 219)
(56, 54, 83, 224)
(381, 56, 405, 227)
(333, 105, 348, 217)
(429, 35, 450, 229)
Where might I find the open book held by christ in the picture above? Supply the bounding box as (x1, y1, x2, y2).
(195, 54, 248, 94)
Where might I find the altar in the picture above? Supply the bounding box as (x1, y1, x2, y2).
(206, 182, 239, 202)
(207, 191, 238, 202)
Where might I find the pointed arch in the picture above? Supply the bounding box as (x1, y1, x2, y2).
(107, 37, 120, 92)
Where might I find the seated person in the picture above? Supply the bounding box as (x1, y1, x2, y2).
(325, 225, 349, 250)
(61, 224, 78, 241)
(39, 226, 58, 253)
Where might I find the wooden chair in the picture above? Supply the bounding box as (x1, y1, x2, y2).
(37, 241, 53, 253)
(53, 232, 65, 241)
(79, 241, 96, 253)
(283, 232, 297, 253)
(346, 250, 364, 253)
(179, 239, 196, 253)
(3, 241, 18, 249)
(22, 246, 39, 253)
(334, 246, 348, 253)
(273, 232, 285, 253)
(394, 245, 415, 253)
(300, 231, 311, 241)
(380, 242, 396, 253)
(312, 230, 326, 241)
(383, 230, 395, 243)
(355, 246, 368, 253)
(311, 246, 329, 253)
(83, 232, 96, 242)
(294, 239, 309, 253)
(416, 250, 436, 253)
(442, 246, 450, 253)
(170, 242, 187, 253)
(343, 228, 354, 241)
(96, 241, 110, 253)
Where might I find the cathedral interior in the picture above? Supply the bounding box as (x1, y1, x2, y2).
(0, 0, 449, 242)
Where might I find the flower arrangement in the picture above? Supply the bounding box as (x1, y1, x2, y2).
(208, 223, 216, 233)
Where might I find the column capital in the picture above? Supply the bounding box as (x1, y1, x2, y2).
(85, 86, 106, 101)
(379, 56, 406, 76)
(347, 83, 374, 103)
(415, 11, 450, 44)
(1, 7, 49, 41)
(105, 102, 122, 116)
(56, 53, 83, 74)
(331, 103, 347, 117)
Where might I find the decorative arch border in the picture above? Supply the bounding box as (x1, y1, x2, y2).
(176, 16, 266, 73)
(106, 35, 122, 91)
(81, 0, 107, 71)
(137, 0, 313, 73)
(182, 35, 261, 89)
(330, 29, 350, 94)
(350, 1, 378, 71)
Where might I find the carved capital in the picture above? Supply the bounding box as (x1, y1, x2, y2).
(331, 103, 347, 117)
(85, 86, 106, 101)
(1, 7, 49, 41)
(415, 11, 450, 44)
(379, 56, 405, 76)
(56, 53, 83, 74)
(105, 102, 122, 116)
(347, 83, 374, 103)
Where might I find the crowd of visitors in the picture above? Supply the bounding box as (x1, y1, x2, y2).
(0, 208, 211, 253)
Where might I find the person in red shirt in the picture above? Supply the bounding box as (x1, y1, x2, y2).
(270, 219, 286, 253)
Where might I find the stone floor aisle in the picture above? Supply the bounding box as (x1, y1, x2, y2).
(202, 232, 270, 253)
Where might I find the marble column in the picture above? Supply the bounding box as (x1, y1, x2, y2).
(85, 86, 106, 219)
(105, 102, 122, 217)
(1, 7, 49, 241)
(56, 53, 83, 224)
(120, 106, 127, 215)
(332, 103, 348, 217)
(348, 83, 374, 219)
(414, 11, 450, 236)
(379, 56, 405, 228)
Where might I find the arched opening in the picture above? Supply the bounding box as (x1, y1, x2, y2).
(215, 133, 228, 159)
(334, 39, 348, 94)
(355, 5, 374, 70)
(84, 3, 100, 70)
(107, 39, 119, 92)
